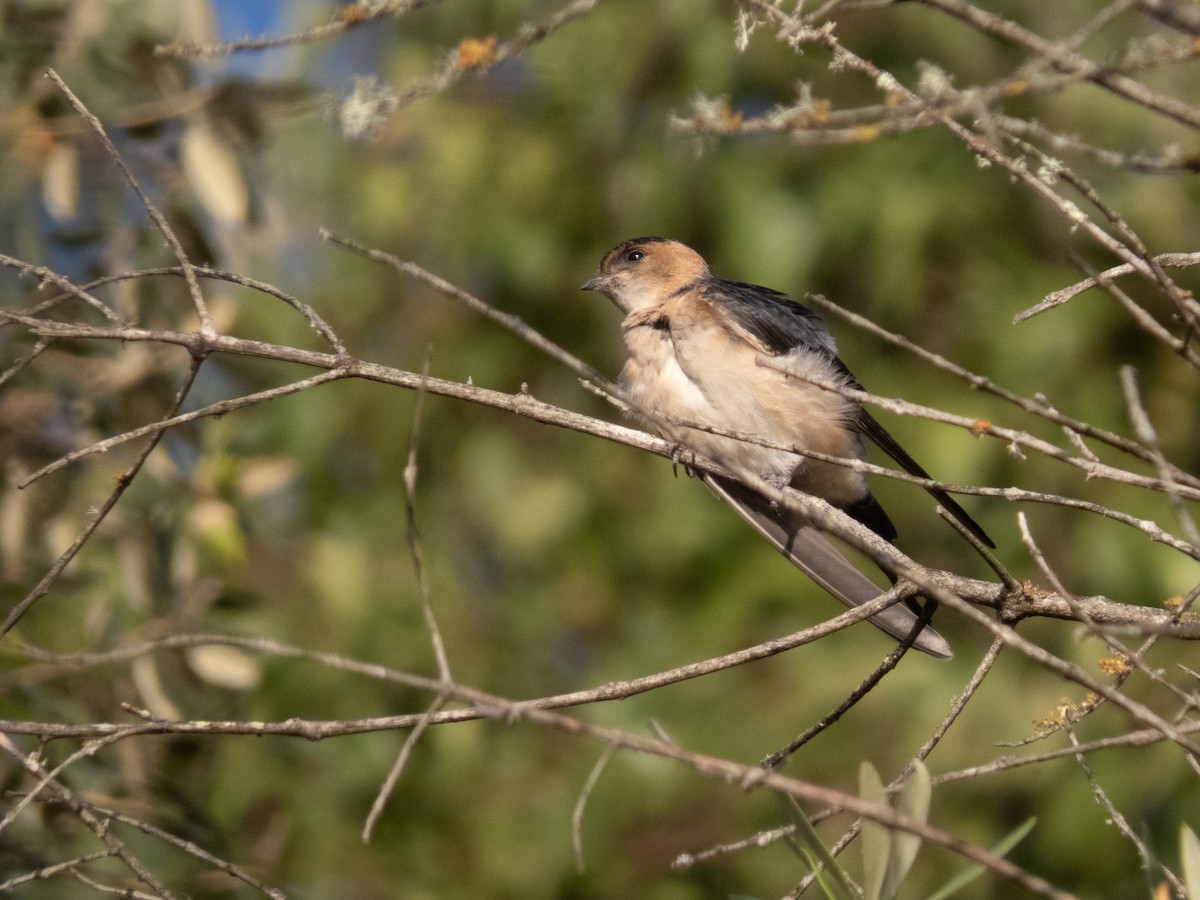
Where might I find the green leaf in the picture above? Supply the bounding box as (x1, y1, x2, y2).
(859, 761, 890, 900)
(885, 760, 932, 898)
(1181, 824, 1200, 900)
(783, 795, 858, 900)
(926, 818, 1037, 900)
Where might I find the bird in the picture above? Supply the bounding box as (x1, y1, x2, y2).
(581, 236, 993, 659)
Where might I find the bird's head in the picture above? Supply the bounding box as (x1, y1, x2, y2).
(581, 237, 710, 313)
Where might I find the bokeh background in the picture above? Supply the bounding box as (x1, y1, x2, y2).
(1, 1, 1198, 897)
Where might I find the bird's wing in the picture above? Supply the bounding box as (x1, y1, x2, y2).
(703, 473, 953, 659)
(853, 406, 995, 548)
(705, 279, 839, 356)
(701, 280, 994, 548)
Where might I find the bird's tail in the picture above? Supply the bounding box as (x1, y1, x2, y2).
(704, 475, 953, 659)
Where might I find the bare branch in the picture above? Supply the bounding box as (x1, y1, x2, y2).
(1119, 366, 1200, 545)
(44, 69, 213, 336)
(807, 292, 1200, 480)
(1, 356, 206, 635)
(761, 604, 934, 769)
(156, 0, 444, 58)
(913, 0, 1200, 130)
(323, 230, 618, 396)
(20, 370, 347, 487)
(0, 734, 179, 899)
(4, 314, 1192, 635)
(572, 743, 618, 873)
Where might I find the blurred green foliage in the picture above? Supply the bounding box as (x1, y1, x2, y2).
(1, 0, 1198, 898)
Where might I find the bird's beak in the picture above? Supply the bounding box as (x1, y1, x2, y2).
(580, 274, 605, 293)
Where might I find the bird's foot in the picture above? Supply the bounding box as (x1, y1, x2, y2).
(670, 444, 699, 478)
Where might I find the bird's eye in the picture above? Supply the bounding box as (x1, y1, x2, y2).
(624, 249, 645, 263)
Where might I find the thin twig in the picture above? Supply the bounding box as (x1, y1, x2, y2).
(1066, 725, 1185, 895)
(362, 693, 448, 843)
(0, 851, 117, 892)
(1014, 253, 1200, 322)
(1119, 366, 1200, 545)
(0, 337, 49, 389)
(0, 732, 126, 836)
(386, 0, 605, 112)
(407, 349, 453, 682)
(760, 355, 1200, 502)
(790, 638, 1006, 894)
(21, 264, 346, 354)
(914, 0, 1200, 129)
(761, 603, 933, 769)
(156, 0, 443, 58)
(0, 252, 124, 325)
(44, 69, 213, 336)
(4, 317, 1193, 633)
(20, 370, 347, 487)
(2, 356, 206, 635)
(56, 797, 287, 899)
(322, 230, 619, 397)
(572, 743, 618, 872)
(807, 291, 1199, 480)
(934, 718, 1200, 784)
(508, 705, 1076, 899)
(362, 350, 452, 841)
(0, 734, 179, 900)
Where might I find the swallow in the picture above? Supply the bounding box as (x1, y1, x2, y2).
(582, 237, 993, 659)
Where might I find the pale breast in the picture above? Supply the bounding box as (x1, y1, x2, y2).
(621, 326, 712, 416)
(621, 310, 870, 506)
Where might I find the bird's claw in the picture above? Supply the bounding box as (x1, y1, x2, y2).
(670, 444, 698, 478)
